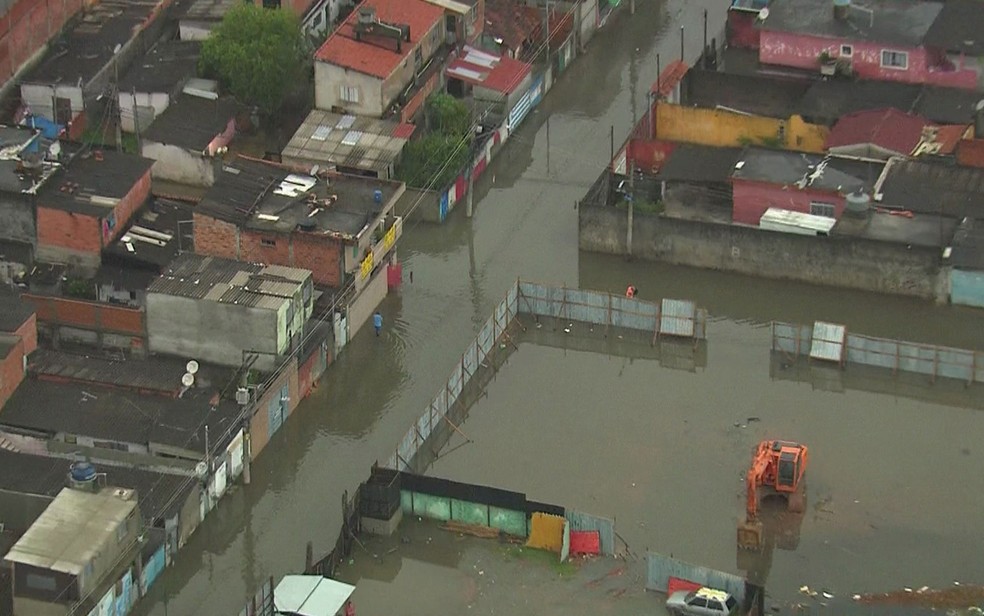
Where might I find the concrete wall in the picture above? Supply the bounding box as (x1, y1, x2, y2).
(142, 141, 216, 187)
(347, 262, 388, 339)
(146, 293, 281, 369)
(315, 63, 384, 116)
(0, 489, 52, 533)
(578, 204, 944, 300)
(0, 193, 35, 248)
(950, 269, 984, 308)
(380, 19, 444, 113)
(732, 178, 845, 225)
(653, 103, 828, 152)
(118, 90, 170, 133)
(20, 83, 84, 123)
(759, 30, 978, 90)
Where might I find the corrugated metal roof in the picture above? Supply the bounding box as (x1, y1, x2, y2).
(148, 253, 310, 311)
(4, 487, 136, 574)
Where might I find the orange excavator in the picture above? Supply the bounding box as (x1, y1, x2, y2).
(737, 440, 809, 551)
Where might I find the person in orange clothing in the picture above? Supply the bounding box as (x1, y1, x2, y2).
(625, 285, 638, 298)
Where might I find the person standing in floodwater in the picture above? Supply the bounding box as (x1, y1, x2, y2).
(626, 285, 638, 298)
(373, 311, 383, 336)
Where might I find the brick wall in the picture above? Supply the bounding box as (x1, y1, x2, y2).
(105, 170, 151, 245)
(14, 314, 36, 355)
(194, 212, 344, 286)
(291, 232, 342, 287)
(731, 179, 846, 226)
(0, 337, 25, 410)
(193, 212, 240, 260)
(22, 294, 145, 335)
(36, 207, 101, 258)
(0, 0, 85, 86)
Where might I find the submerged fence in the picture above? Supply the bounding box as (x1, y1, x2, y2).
(385, 280, 708, 472)
(773, 321, 984, 384)
(646, 552, 746, 603)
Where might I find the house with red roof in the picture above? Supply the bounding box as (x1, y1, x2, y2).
(825, 108, 970, 160)
(446, 46, 533, 109)
(314, 0, 446, 118)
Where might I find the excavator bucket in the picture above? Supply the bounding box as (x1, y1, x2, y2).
(737, 520, 763, 550)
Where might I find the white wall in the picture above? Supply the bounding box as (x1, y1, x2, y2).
(179, 20, 215, 41)
(118, 91, 171, 133)
(347, 263, 389, 339)
(21, 83, 84, 121)
(315, 62, 384, 116)
(142, 141, 216, 187)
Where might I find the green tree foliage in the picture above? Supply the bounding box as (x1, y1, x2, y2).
(199, 4, 307, 114)
(396, 94, 473, 189)
(427, 93, 472, 138)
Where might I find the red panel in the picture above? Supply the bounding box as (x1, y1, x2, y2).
(628, 139, 676, 173)
(455, 173, 466, 200)
(387, 262, 402, 289)
(570, 531, 600, 555)
(726, 11, 759, 50)
(668, 577, 703, 596)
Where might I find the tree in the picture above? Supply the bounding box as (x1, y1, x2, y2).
(427, 93, 471, 139)
(395, 93, 474, 188)
(199, 4, 307, 114)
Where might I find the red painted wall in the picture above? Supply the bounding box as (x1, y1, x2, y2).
(22, 293, 144, 335)
(957, 139, 984, 169)
(759, 31, 978, 90)
(627, 139, 677, 173)
(731, 178, 845, 225)
(727, 11, 759, 50)
(14, 314, 37, 355)
(103, 169, 151, 246)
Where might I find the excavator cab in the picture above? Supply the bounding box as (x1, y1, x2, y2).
(737, 440, 808, 551)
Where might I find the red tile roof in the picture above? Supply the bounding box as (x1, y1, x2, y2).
(484, 0, 542, 52)
(446, 46, 532, 94)
(933, 124, 970, 154)
(314, 0, 445, 79)
(392, 122, 417, 139)
(824, 108, 930, 156)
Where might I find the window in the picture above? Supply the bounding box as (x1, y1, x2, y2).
(810, 202, 836, 218)
(840, 44, 852, 57)
(261, 238, 277, 247)
(414, 46, 423, 71)
(690, 598, 708, 608)
(116, 520, 128, 543)
(26, 574, 57, 592)
(339, 85, 360, 104)
(707, 600, 724, 612)
(881, 50, 908, 70)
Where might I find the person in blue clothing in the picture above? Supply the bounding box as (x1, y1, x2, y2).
(373, 311, 383, 336)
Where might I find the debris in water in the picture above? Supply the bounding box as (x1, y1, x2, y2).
(822, 591, 834, 599)
(852, 595, 861, 601)
(904, 588, 913, 593)
(747, 416, 761, 422)
(857, 585, 984, 609)
(917, 586, 930, 593)
(536, 322, 542, 329)
(479, 570, 484, 575)
(563, 328, 571, 333)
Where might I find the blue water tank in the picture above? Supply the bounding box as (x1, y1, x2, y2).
(373, 189, 383, 204)
(70, 461, 96, 482)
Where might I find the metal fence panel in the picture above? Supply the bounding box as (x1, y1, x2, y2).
(660, 299, 697, 338)
(560, 521, 571, 562)
(463, 340, 478, 378)
(565, 510, 616, 555)
(936, 348, 974, 381)
(845, 336, 898, 370)
(489, 506, 527, 536)
(412, 492, 452, 521)
(646, 552, 745, 602)
(451, 499, 489, 526)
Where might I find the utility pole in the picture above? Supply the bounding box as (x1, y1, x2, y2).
(680, 26, 685, 62)
(630, 0, 635, 15)
(627, 160, 634, 258)
(703, 9, 708, 66)
(546, 114, 550, 175)
(114, 60, 122, 152)
(132, 87, 141, 153)
(465, 165, 474, 217)
(652, 53, 659, 139)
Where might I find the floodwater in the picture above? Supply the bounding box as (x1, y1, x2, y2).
(133, 0, 984, 613)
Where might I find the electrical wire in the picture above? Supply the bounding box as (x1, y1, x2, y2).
(56, 3, 589, 613)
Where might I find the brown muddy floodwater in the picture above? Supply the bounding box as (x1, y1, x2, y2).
(428, 321, 984, 603)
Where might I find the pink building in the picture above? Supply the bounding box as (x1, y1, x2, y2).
(729, 148, 881, 225)
(757, 0, 978, 90)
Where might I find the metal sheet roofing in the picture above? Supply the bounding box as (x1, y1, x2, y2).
(281, 109, 410, 174)
(313, 0, 445, 79)
(3, 487, 136, 574)
(824, 108, 931, 156)
(148, 253, 309, 311)
(445, 46, 532, 94)
(923, 0, 984, 55)
(274, 576, 356, 616)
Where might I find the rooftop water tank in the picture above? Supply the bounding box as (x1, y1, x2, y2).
(373, 189, 383, 204)
(69, 461, 99, 491)
(844, 190, 871, 216)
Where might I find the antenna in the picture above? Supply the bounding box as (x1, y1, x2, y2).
(757, 7, 769, 20)
(186, 360, 200, 375)
(181, 372, 195, 387)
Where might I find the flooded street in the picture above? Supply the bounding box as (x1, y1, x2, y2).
(134, 0, 984, 613)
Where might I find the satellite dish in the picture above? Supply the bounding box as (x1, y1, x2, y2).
(975, 98, 984, 112)
(181, 373, 195, 387)
(194, 461, 208, 478)
(758, 7, 769, 20)
(186, 360, 200, 375)
(310, 164, 320, 176)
